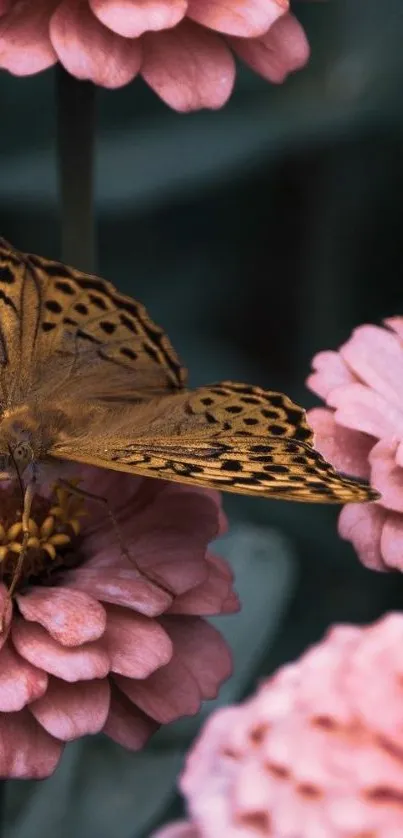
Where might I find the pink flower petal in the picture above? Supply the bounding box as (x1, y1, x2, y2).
(0, 709, 62, 778)
(90, 0, 187, 38)
(103, 685, 159, 749)
(104, 605, 172, 677)
(306, 350, 358, 401)
(168, 555, 235, 615)
(0, 643, 48, 711)
(221, 590, 240, 613)
(368, 439, 403, 513)
(208, 552, 234, 581)
(0, 0, 56, 75)
(338, 504, 387, 571)
(340, 325, 403, 412)
(50, 0, 142, 88)
(30, 676, 110, 741)
(330, 383, 403, 439)
(230, 12, 309, 84)
(16, 587, 106, 647)
(307, 408, 373, 479)
(115, 654, 202, 723)
(385, 316, 403, 342)
(161, 616, 232, 699)
(12, 619, 110, 682)
(187, 0, 287, 38)
(64, 568, 172, 616)
(152, 823, 200, 838)
(83, 483, 217, 594)
(380, 513, 403, 572)
(141, 20, 236, 112)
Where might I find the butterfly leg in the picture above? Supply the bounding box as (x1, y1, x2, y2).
(58, 479, 176, 597)
(0, 480, 36, 631)
(58, 479, 134, 564)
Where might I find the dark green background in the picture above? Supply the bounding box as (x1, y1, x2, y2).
(1, 2, 403, 835)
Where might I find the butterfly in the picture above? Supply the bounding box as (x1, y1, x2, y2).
(0, 237, 377, 515)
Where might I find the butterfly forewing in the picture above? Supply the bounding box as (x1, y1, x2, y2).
(0, 237, 185, 401)
(0, 239, 377, 506)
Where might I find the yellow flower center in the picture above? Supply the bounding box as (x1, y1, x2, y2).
(0, 482, 87, 592)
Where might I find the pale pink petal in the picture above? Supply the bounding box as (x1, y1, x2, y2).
(187, 0, 287, 37)
(103, 605, 172, 677)
(330, 383, 403, 439)
(50, 0, 142, 88)
(306, 350, 358, 401)
(230, 12, 309, 84)
(16, 587, 106, 647)
(338, 504, 387, 571)
(385, 316, 403, 342)
(64, 569, 172, 616)
(12, 619, 110, 682)
(90, 0, 187, 38)
(340, 325, 403, 412)
(0, 643, 48, 711)
(0, 710, 62, 779)
(141, 20, 235, 112)
(30, 677, 110, 741)
(368, 439, 403, 513)
(152, 822, 200, 838)
(307, 408, 373, 479)
(115, 654, 202, 723)
(396, 442, 403, 468)
(103, 685, 159, 749)
(0, 0, 56, 75)
(380, 513, 403, 572)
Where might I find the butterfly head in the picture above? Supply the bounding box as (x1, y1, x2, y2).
(0, 441, 34, 482)
(0, 408, 38, 482)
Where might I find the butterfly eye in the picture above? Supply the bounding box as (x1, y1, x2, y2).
(12, 442, 33, 470)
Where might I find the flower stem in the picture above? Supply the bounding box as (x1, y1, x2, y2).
(56, 67, 97, 273)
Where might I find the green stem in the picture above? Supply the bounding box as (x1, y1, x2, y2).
(56, 67, 97, 273)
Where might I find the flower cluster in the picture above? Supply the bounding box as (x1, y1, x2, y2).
(307, 318, 403, 572)
(0, 0, 309, 110)
(153, 613, 403, 838)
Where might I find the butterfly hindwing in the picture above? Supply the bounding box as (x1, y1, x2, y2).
(51, 382, 378, 504)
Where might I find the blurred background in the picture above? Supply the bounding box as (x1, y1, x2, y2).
(2, 0, 403, 835)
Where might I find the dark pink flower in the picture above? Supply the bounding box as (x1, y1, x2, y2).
(306, 319, 403, 572)
(0, 467, 237, 778)
(152, 613, 403, 838)
(0, 0, 310, 111)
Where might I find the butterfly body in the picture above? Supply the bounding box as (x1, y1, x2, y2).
(0, 238, 378, 505)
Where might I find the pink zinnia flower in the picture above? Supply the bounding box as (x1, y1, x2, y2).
(306, 318, 403, 572)
(0, 466, 237, 778)
(152, 613, 403, 838)
(0, 1, 310, 111)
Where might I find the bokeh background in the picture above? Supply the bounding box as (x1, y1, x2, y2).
(2, 1, 403, 835)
